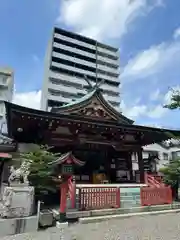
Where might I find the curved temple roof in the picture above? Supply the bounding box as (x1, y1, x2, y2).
(51, 87, 134, 124)
(0, 133, 16, 154)
(48, 152, 85, 166)
(0, 133, 14, 144)
(4, 86, 180, 145)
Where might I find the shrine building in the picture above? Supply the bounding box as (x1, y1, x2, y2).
(4, 86, 180, 186)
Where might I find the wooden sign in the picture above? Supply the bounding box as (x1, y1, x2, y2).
(61, 164, 74, 175)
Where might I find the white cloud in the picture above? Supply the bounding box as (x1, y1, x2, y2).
(141, 122, 163, 128)
(121, 40, 180, 81)
(121, 100, 147, 119)
(122, 45, 162, 79)
(173, 27, 180, 40)
(164, 89, 172, 106)
(58, 0, 164, 41)
(147, 104, 167, 119)
(120, 84, 180, 125)
(119, 26, 180, 126)
(9, 0, 171, 126)
(13, 91, 41, 109)
(121, 99, 166, 120)
(149, 89, 161, 101)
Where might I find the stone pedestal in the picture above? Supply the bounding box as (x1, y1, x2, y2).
(0, 184, 34, 218)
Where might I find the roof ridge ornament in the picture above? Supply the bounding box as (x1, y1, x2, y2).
(84, 75, 104, 93)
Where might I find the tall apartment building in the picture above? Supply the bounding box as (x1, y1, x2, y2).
(41, 27, 120, 111)
(0, 68, 14, 120)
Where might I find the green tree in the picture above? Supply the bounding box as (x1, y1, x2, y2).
(159, 158, 180, 200)
(164, 88, 180, 109)
(162, 87, 180, 199)
(20, 145, 60, 203)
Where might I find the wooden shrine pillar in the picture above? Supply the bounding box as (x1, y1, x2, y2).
(137, 148, 145, 183)
(59, 180, 69, 221)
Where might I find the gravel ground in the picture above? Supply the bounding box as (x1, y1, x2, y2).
(1, 213, 180, 239)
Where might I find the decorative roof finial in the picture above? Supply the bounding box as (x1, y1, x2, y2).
(84, 75, 104, 92)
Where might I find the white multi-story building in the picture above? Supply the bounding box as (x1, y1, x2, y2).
(132, 142, 180, 172)
(41, 27, 120, 111)
(0, 68, 14, 120)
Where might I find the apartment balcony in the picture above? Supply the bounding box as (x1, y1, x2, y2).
(97, 72, 119, 83)
(97, 63, 119, 75)
(103, 94, 120, 104)
(54, 33, 96, 51)
(110, 103, 121, 111)
(84, 81, 119, 94)
(97, 54, 119, 67)
(48, 82, 86, 95)
(48, 71, 120, 95)
(0, 95, 7, 102)
(51, 61, 96, 78)
(52, 52, 96, 69)
(100, 83, 120, 94)
(49, 70, 87, 86)
(0, 81, 8, 88)
(97, 46, 119, 59)
(53, 42, 96, 60)
(47, 93, 71, 104)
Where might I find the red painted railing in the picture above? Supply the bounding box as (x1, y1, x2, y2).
(78, 187, 120, 210)
(153, 175, 164, 183)
(141, 186, 172, 206)
(145, 173, 165, 188)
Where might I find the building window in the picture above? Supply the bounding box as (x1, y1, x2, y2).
(2, 77, 7, 84)
(0, 74, 7, 84)
(148, 151, 159, 159)
(102, 89, 119, 97)
(50, 78, 83, 90)
(171, 151, 180, 160)
(0, 105, 4, 114)
(163, 153, 168, 161)
(171, 151, 176, 160)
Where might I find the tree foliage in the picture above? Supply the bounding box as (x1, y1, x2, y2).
(164, 88, 180, 110)
(20, 145, 60, 200)
(159, 158, 180, 187)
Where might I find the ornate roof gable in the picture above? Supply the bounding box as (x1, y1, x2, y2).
(52, 88, 133, 124)
(48, 152, 85, 166)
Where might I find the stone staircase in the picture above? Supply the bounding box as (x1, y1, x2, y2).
(120, 187, 141, 208)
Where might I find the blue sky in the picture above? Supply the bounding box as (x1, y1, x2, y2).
(1, 0, 180, 128)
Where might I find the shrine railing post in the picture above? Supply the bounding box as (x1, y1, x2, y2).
(59, 178, 69, 221)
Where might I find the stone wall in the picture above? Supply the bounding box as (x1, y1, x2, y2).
(0, 215, 38, 237)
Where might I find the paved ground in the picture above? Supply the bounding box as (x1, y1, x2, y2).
(1, 213, 180, 239)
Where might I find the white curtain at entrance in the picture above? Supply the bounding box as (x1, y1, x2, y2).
(132, 152, 139, 171)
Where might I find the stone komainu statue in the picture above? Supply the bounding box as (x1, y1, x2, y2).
(8, 161, 31, 185)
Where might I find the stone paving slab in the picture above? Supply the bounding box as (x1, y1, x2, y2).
(1, 213, 180, 239)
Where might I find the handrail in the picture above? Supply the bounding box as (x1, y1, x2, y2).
(141, 186, 172, 206)
(145, 173, 165, 188)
